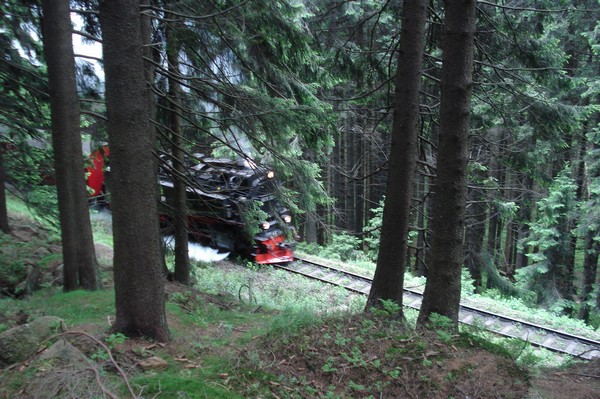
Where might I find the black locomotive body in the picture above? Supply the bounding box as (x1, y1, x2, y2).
(158, 155, 296, 264)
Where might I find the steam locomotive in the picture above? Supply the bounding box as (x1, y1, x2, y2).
(85, 147, 296, 264)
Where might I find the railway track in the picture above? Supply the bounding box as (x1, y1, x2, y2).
(273, 256, 600, 360)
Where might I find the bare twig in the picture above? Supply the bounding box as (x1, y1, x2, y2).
(58, 331, 139, 399)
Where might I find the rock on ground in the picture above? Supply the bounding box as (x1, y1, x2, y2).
(0, 315, 63, 367)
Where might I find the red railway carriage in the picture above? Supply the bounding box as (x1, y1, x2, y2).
(86, 145, 109, 202)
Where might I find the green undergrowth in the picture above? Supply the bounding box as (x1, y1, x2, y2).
(0, 198, 596, 397)
(90, 209, 113, 247)
(0, 268, 589, 398)
(297, 249, 600, 342)
(0, 285, 273, 398)
(191, 261, 365, 315)
(0, 288, 114, 332)
(235, 312, 530, 398)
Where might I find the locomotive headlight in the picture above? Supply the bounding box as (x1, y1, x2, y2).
(261, 221, 271, 230)
(266, 170, 275, 179)
(282, 214, 292, 223)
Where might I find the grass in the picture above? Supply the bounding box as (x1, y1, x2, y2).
(0, 289, 114, 329)
(0, 257, 596, 398)
(191, 261, 365, 315)
(298, 248, 600, 342)
(131, 362, 246, 399)
(1, 195, 599, 397)
(90, 209, 113, 246)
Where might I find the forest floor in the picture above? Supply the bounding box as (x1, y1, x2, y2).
(0, 215, 599, 398)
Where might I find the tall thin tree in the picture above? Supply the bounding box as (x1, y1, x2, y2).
(99, 0, 170, 341)
(365, 0, 428, 314)
(41, 0, 99, 290)
(0, 142, 9, 233)
(166, 17, 190, 285)
(417, 0, 477, 328)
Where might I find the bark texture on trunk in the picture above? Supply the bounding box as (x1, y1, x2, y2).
(417, 0, 477, 328)
(41, 0, 99, 291)
(365, 0, 428, 313)
(100, 0, 170, 342)
(167, 18, 190, 285)
(0, 145, 9, 233)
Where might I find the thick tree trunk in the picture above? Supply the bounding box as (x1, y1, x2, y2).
(99, 0, 170, 342)
(417, 0, 477, 328)
(139, 0, 169, 277)
(166, 17, 190, 285)
(365, 0, 428, 313)
(41, 0, 99, 291)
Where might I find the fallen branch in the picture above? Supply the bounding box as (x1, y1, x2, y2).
(57, 331, 139, 399)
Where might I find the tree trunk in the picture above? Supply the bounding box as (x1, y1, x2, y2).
(99, 0, 170, 342)
(0, 144, 9, 233)
(166, 16, 190, 285)
(303, 211, 318, 243)
(139, 0, 169, 278)
(41, 0, 99, 291)
(579, 228, 599, 322)
(579, 133, 599, 322)
(414, 171, 427, 276)
(365, 0, 428, 313)
(563, 130, 588, 300)
(486, 163, 504, 289)
(464, 145, 486, 288)
(515, 174, 534, 269)
(417, 0, 477, 328)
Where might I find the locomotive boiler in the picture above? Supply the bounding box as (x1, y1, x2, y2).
(86, 147, 296, 264)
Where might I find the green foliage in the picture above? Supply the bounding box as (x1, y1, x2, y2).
(160, 0, 337, 223)
(237, 200, 270, 238)
(3, 144, 59, 227)
(427, 313, 454, 333)
(321, 357, 338, 373)
(460, 268, 477, 297)
(363, 199, 384, 261)
(0, 234, 28, 290)
(321, 232, 363, 262)
(371, 298, 402, 319)
(495, 201, 518, 222)
(520, 168, 578, 303)
(192, 265, 364, 315)
(132, 358, 246, 399)
(104, 333, 127, 349)
(479, 251, 522, 297)
(298, 232, 373, 263)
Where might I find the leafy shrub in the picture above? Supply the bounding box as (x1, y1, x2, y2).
(321, 232, 363, 262)
(363, 199, 384, 261)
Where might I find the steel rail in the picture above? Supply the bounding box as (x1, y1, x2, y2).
(273, 256, 600, 360)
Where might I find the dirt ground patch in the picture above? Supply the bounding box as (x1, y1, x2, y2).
(528, 359, 600, 399)
(238, 315, 532, 398)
